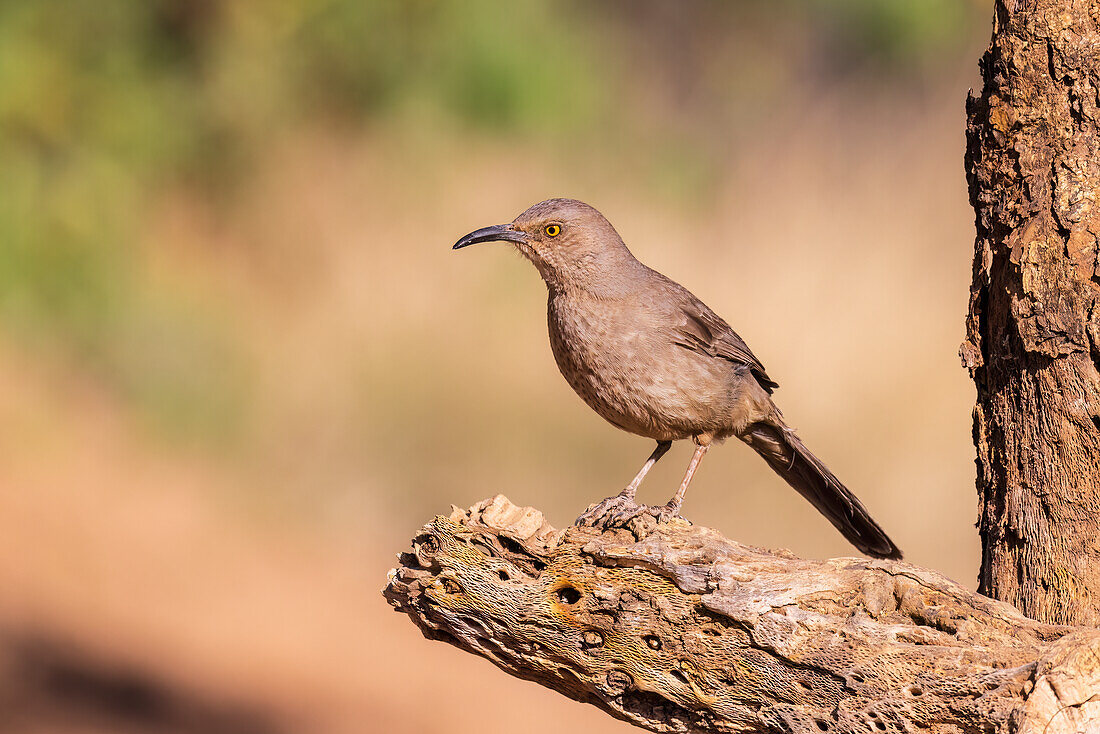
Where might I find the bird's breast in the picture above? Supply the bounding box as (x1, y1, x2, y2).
(546, 292, 734, 441)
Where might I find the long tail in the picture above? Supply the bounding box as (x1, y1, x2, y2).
(740, 420, 902, 559)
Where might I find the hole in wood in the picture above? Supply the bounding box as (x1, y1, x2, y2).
(605, 670, 632, 694)
(498, 569, 511, 581)
(417, 535, 438, 554)
(496, 536, 547, 573)
(907, 684, 923, 697)
(414, 534, 440, 568)
(815, 721, 829, 732)
(670, 670, 689, 685)
(468, 537, 500, 561)
(556, 585, 581, 605)
(643, 635, 661, 650)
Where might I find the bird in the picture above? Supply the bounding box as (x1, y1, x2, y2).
(453, 198, 901, 559)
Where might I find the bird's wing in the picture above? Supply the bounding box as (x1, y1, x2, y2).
(671, 298, 779, 392)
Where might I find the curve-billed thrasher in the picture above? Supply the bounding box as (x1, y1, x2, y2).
(454, 198, 901, 559)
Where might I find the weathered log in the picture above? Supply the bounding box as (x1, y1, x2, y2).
(384, 496, 1100, 734)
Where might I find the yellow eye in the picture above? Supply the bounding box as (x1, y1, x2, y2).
(544, 224, 561, 237)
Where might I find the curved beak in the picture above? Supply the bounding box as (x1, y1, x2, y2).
(453, 223, 527, 250)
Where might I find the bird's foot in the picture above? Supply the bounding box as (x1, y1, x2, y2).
(575, 491, 643, 528)
(575, 494, 688, 530)
(644, 501, 683, 525)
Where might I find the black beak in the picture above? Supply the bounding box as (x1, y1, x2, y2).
(453, 224, 527, 250)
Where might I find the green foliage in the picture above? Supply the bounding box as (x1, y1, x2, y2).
(291, 0, 604, 132)
(0, 0, 244, 444)
(807, 0, 979, 69)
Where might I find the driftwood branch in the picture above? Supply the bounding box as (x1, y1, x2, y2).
(384, 496, 1100, 734)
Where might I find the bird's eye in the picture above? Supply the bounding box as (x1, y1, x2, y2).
(544, 224, 561, 237)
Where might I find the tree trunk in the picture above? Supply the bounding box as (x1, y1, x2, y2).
(385, 496, 1100, 734)
(963, 0, 1100, 626)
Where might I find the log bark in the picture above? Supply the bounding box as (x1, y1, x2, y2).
(964, 0, 1100, 625)
(385, 496, 1100, 734)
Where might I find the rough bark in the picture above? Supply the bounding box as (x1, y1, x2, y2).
(385, 495, 1100, 734)
(964, 0, 1100, 625)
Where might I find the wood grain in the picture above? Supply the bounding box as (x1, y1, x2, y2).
(385, 496, 1100, 734)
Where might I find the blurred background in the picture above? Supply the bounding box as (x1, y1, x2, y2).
(0, 1, 990, 732)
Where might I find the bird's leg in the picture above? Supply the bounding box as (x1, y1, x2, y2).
(650, 442, 710, 523)
(575, 441, 671, 527)
(623, 440, 673, 499)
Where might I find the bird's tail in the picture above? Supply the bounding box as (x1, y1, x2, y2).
(739, 420, 902, 559)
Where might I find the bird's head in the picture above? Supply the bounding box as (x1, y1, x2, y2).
(453, 199, 635, 289)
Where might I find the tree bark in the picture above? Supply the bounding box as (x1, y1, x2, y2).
(964, 0, 1100, 625)
(385, 495, 1100, 734)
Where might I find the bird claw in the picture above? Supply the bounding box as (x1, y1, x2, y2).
(645, 502, 681, 525)
(575, 494, 685, 529)
(575, 492, 642, 528)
